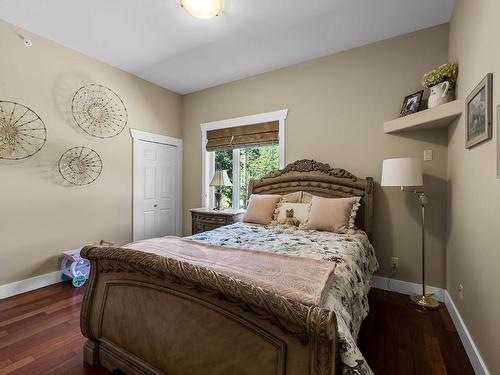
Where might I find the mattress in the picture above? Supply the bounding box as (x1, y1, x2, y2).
(187, 222, 379, 375)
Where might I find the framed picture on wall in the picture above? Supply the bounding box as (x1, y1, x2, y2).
(400, 90, 424, 117)
(465, 73, 493, 148)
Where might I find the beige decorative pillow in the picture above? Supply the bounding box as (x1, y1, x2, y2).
(301, 192, 315, 204)
(304, 196, 361, 234)
(274, 202, 310, 225)
(242, 194, 282, 225)
(281, 191, 302, 203)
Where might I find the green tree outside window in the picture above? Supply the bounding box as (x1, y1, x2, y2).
(214, 144, 279, 209)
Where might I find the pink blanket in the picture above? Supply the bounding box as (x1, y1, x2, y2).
(125, 236, 336, 306)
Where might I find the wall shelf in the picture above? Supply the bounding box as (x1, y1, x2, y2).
(383, 100, 463, 134)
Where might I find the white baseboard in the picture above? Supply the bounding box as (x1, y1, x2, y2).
(0, 271, 63, 300)
(372, 276, 489, 374)
(371, 275, 445, 302)
(444, 291, 490, 375)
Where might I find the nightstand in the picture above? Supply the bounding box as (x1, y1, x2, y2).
(190, 208, 245, 235)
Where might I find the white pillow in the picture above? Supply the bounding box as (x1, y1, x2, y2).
(274, 202, 310, 224)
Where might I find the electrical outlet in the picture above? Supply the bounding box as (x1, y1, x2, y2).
(390, 257, 399, 269)
(424, 149, 433, 161)
(458, 284, 464, 300)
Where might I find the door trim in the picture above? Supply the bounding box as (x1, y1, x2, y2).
(130, 129, 183, 239)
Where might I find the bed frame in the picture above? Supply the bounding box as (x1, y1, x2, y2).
(81, 159, 373, 375)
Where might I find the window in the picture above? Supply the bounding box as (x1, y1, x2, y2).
(201, 109, 287, 210)
(214, 149, 233, 209)
(214, 144, 279, 209)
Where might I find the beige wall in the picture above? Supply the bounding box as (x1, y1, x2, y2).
(0, 21, 455, 293)
(182, 25, 450, 287)
(0, 20, 182, 285)
(448, 0, 500, 372)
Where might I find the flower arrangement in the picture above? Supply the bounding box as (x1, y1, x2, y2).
(421, 63, 458, 88)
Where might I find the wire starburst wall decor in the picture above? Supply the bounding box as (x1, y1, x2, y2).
(71, 84, 128, 138)
(0, 101, 47, 160)
(58, 146, 103, 185)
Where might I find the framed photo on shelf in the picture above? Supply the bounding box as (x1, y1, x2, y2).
(465, 73, 493, 149)
(400, 90, 423, 117)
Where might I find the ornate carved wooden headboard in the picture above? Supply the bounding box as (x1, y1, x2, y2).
(248, 159, 374, 239)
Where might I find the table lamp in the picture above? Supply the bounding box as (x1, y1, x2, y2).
(381, 157, 438, 309)
(210, 170, 232, 210)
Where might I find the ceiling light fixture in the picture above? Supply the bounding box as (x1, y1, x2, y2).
(181, 0, 222, 19)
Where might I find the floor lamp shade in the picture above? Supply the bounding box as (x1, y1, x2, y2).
(381, 158, 423, 187)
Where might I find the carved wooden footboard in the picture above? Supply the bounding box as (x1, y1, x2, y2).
(80, 246, 338, 375)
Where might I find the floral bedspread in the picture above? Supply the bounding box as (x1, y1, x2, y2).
(187, 223, 378, 375)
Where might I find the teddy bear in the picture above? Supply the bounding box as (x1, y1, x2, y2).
(283, 208, 300, 227)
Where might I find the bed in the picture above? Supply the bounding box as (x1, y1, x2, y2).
(80, 159, 377, 375)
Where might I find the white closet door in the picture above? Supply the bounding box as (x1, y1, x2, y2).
(133, 140, 177, 241)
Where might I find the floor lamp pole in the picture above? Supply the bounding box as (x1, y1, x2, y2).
(421, 195, 426, 297)
(409, 191, 439, 309)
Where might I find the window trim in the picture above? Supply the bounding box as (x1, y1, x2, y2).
(232, 148, 240, 208)
(200, 110, 288, 209)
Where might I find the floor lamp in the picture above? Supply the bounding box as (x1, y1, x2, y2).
(381, 157, 439, 310)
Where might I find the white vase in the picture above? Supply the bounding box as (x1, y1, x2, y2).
(428, 81, 453, 108)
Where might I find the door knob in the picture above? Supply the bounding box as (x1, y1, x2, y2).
(154, 204, 158, 207)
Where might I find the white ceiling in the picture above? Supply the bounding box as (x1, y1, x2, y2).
(0, 0, 455, 94)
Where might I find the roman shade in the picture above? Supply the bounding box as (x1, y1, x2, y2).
(206, 121, 279, 151)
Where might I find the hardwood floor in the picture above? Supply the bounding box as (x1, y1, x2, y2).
(0, 283, 107, 375)
(358, 288, 475, 375)
(0, 283, 474, 374)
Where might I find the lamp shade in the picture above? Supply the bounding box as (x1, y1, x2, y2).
(381, 158, 423, 187)
(210, 170, 232, 187)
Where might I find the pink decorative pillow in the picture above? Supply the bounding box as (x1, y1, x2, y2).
(304, 196, 361, 234)
(243, 194, 282, 225)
